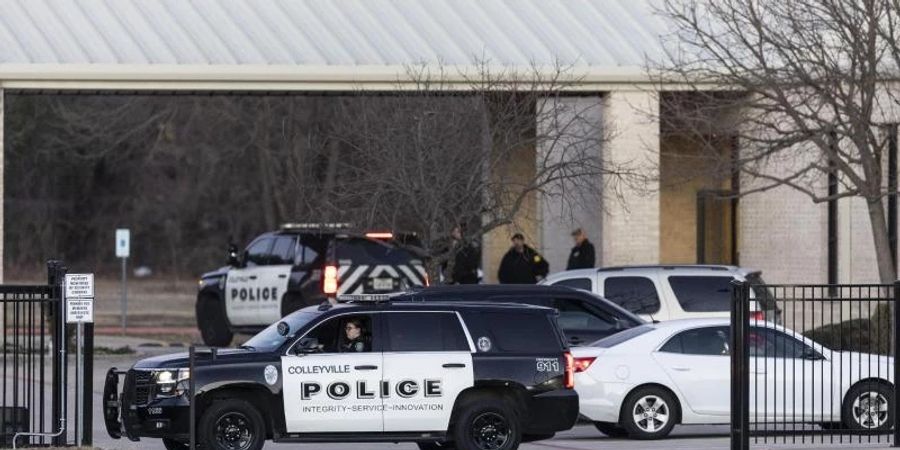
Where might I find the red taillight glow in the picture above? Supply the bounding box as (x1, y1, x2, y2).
(424, 273, 431, 286)
(365, 232, 394, 239)
(564, 352, 575, 389)
(323, 265, 338, 295)
(751, 311, 765, 321)
(574, 356, 596, 373)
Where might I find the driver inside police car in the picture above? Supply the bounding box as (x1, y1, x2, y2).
(341, 318, 370, 352)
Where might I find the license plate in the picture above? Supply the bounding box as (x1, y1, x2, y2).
(372, 278, 394, 291)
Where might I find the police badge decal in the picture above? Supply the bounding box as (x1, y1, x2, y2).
(264, 365, 279, 385)
(477, 337, 492, 352)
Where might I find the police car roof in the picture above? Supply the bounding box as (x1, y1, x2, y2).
(406, 284, 585, 297)
(323, 299, 553, 313)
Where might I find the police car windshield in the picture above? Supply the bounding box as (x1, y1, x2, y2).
(243, 311, 320, 352)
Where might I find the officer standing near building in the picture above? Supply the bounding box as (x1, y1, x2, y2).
(566, 228, 596, 270)
(498, 233, 549, 284)
(443, 225, 481, 284)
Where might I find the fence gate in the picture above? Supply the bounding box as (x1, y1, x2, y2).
(731, 282, 900, 449)
(0, 261, 91, 447)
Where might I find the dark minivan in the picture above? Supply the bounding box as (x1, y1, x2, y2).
(404, 285, 645, 346)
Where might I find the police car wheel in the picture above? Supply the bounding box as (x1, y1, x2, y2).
(163, 437, 189, 449)
(452, 395, 521, 450)
(197, 295, 234, 347)
(200, 398, 266, 450)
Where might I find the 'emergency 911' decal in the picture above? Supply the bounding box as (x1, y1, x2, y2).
(281, 352, 473, 433)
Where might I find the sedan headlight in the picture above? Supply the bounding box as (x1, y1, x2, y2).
(152, 368, 190, 397)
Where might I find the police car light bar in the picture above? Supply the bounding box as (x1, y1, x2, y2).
(281, 222, 353, 231)
(365, 231, 394, 239)
(336, 293, 405, 303)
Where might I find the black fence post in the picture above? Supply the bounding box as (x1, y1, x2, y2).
(46, 260, 66, 447)
(893, 280, 900, 447)
(82, 322, 93, 446)
(189, 346, 196, 450)
(731, 280, 750, 450)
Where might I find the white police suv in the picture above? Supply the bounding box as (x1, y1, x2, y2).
(197, 223, 428, 346)
(105, 295, 579, 450)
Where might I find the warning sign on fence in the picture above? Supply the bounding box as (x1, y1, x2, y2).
(65, 274, 94, 299)
(65, 274, 94, 323)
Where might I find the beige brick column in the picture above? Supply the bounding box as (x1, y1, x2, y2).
(601, 91, 660, 266)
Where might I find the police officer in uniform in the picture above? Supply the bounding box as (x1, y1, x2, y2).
(341, 318, 370, 352)
(443, 225, 481, 284)
(497, 233, 549, 284)
(566, 228, 596, 270)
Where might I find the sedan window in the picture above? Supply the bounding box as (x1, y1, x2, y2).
(749, 327, 821, 359)
(660, 327, 730, 356)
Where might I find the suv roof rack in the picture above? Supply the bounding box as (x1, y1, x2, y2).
(336, 292, 408, 303)
(280, 222, 353, 231)
(597, 264, 734, 272)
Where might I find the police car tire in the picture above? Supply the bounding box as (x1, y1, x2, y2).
(162, 437, 189, 449)
(197, 295, 233, 347)
(451, 395, 521, 450)
(199, 398, 266, 450)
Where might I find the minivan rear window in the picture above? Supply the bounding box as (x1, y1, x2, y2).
(668, 276, 734, 312)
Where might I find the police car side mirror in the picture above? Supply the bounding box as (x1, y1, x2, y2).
(227, 244, 241, 267)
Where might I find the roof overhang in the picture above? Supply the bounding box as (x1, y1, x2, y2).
(0, 64, 673, 92)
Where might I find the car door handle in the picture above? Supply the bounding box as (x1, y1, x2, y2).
(277, 274, 287, 279)
(443, 363, 466, 369)
(249, 275, 258, 280)
(354, 365, 378, 371)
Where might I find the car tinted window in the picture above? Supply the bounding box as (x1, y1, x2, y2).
(386, 313, 469, 352)
(603, 277, 661, 314)
(245, 238, 274, 267)
(593, 324, 654, 348)
(749, 327, 819, 359)
(296, 245, 320, 266)
(464, 311, 562, 353)
(553, 278, 592, 291)
(668, 276, 734, 312)
(553, 298, 617, 332)
(270, 236, 296, 265)
(661, 327, 730, 356)
(336, 238, 417, 265)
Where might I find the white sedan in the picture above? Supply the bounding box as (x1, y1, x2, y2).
(573, 318, 893, 439)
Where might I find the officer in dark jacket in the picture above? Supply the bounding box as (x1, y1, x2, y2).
(498, 233, 549, 284)
(566, 228, 596, 270)
(445, 225, 481, 284)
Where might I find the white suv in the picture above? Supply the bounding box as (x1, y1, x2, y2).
(541, 265, 778, 323)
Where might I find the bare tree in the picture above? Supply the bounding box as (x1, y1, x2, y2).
(325, 64, 631, 278)
(655, 0, 900, 283)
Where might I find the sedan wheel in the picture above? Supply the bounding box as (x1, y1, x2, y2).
(843, 383, 893, 430)
(620, 387, 678, 440)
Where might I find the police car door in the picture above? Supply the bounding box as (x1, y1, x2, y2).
(257, 235, 296, 324)
(281, 314, 383, 433)
(226, 237, 275, 326)
(381, 312, 474, 432)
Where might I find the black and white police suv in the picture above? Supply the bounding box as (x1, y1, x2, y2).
(104, 295, 579, 450)
(197, 223, 428, 346)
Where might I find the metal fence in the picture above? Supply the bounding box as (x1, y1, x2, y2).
(0, 261, 93, 447)
(731, 282, 900, 450)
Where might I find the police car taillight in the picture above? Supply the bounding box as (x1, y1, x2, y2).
(323, 265, 338, 295)
(564, 352, 575, 389)
(574, 356, 596, 373)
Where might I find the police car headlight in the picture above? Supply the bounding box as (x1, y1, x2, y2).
(152, 368, 190, 398)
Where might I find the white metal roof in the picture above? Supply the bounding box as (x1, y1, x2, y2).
(0, 0, 669, 89)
